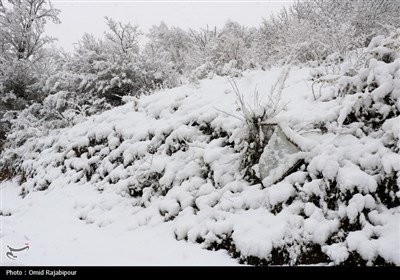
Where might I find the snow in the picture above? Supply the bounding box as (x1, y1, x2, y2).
(266, 182, 295, 207)
(231, 210, 285, 259)
(1, 36, 400, 266)
(0, 180, 237, 266)
(337, 162, 378, 194)
(322, 243, 349, 265)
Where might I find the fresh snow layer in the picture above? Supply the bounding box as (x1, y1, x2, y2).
(0, 180, 237, 266)
(1, 52, 399, 266)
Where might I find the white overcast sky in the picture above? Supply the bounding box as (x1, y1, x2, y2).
(45, 0, 294, 52)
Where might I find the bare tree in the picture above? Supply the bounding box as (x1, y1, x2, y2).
(188, 26, 222, 51)
(104, 17, 142, 55)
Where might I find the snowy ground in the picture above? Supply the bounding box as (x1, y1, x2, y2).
(0, 180, 237, 266)
(1, 38, 399, 266)
(0, 66, 314, 266)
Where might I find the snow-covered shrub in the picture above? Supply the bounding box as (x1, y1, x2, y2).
(46, 20, 180, 108)
(187, 21, 258, 81)
(233, 66, 290, 183)
(45, 34, 134, 106)
(0, 90, 111, 180)
(173, 33, 400, 265)
(332, 31, 400, 209)
(256, 0, 400, 65)
(144, 22, 191, 76)
(187, 61, 216, 82)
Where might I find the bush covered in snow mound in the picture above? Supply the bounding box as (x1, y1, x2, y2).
(1, 33, 399, 266)
(0, 90, 112, 180)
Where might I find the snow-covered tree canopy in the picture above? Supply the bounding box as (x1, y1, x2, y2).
(0, 0, 60, 143)
(0, 0, 60, 61)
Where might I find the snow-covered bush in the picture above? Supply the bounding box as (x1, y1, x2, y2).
(332, 31, 400, 208)
(0, 90, 111, 180)
(187, 21, 258, 80)
(256, 0, 400, 65)
(173, 33, 400, 266)
(45, 19, 180, 108)
(231, 65, 291, 183)
(46, 33, 138, 106)
(145, 22, 191, 76)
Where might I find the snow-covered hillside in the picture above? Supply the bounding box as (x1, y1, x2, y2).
(1, 34, 399, 266)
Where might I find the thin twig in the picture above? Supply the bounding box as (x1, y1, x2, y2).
(213, 107, 244, 122)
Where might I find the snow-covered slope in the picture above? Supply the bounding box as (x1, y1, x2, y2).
(0, 180, 237, 266)
(1, 34, 399, 266)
